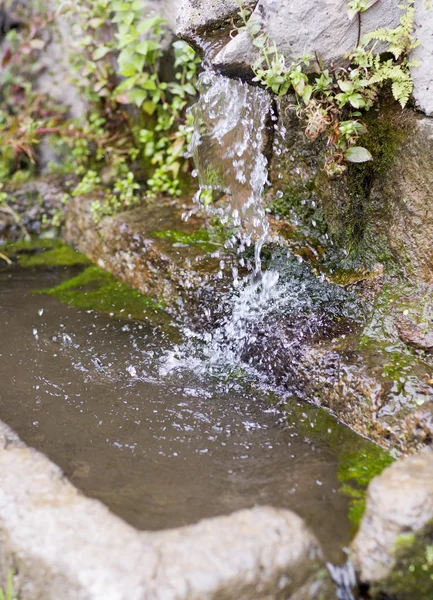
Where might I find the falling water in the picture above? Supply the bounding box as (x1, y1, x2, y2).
(162, 71, 294, 374)
(189, 71, 271, 273)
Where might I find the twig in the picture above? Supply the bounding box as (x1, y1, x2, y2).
(0, 252, 12, 265)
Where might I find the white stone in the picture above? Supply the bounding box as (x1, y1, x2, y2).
(351, 451, 433, 584)
(214, 0, 401, 74)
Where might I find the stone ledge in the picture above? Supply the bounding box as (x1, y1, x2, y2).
(0, 420, 326, 599)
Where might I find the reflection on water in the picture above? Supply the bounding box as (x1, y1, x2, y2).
(0, 266, 352, 560)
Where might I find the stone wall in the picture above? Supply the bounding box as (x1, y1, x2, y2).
(174, 0, 433, 283)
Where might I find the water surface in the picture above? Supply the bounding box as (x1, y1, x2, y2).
(0, 265, 354, 559)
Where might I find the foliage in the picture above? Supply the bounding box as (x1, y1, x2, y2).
(0, 0, 200, 225)
(236, 0, 418, 176)
(0, 184, 30, 240)
(0, 5, 67, 183)
(61, 0, 201, 220)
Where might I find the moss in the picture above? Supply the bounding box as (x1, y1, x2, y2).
(18, 245, 90, 268)
(360, 281, 433, 389)
(346, 100, 412, 267)
(152, 228, 222, 252)
(3, 239, 90, 268)
(3, 237, 58, 253)
(289, 403, 393, 530)
(38, 265, 162, 320)
(371, 524, 433, 599)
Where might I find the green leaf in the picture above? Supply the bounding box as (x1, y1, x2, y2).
(345, 146, 373, 163)
(302, 84, 313, 104)
(136, 39, 161, 56)
(338, 79, 354, 93)
(129, 89, 147, 107)
(142, 100, 157, 115)
(92, 45, 111, 61)
(348, 93, 366, 108)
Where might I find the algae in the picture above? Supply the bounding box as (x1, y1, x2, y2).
(2, 239, 90, 268)
(152, 228, 222, 252)
(289, 402, 393, 529)
(39, 265, 161, 320)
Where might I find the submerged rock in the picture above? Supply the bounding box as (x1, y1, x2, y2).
(351, 452, 433, 597)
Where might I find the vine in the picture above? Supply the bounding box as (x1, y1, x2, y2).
(236, 0, 419, 176)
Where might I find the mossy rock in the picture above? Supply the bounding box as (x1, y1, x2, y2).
(371, 525, 433, 600)
(2, 238, 90, 268)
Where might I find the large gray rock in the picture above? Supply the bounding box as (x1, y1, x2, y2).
(411, 1, 433, 116)
(371, 114, 433, 282)
(351, 452, 433, 584)
(0, 416, 325, 599)
(176, 0, 239, 40)
(213, 0, 400, 75)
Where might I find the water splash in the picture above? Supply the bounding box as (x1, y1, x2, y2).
(162, 71, 288, 376)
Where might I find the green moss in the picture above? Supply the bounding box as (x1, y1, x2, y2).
(360, 281, 433, 390)
(346, 102, 412, 267)
(3, 239, 90, 268)
(18, 245, 90, 268)
(371, 524, 433, 599)
(4, 238, 58, 253)
(289, 403, 393, 530)
(38, 265, 162, 320)
(152, 228, 222, 252)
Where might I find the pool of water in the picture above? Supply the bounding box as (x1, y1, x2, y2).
(0, 265, 361, 560)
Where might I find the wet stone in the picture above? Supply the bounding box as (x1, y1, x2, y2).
(0, 419, 333, 600)
(351, 451, 433, 595)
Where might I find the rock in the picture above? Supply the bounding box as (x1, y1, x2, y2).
(402, 403, 433, 449)
(270, 94, 433, 283)
(396, 315, 433, 351)
(0, 177, 66, 243)
(175, 0, 240, 57)
(372, 115, 433, 283)
(0, 420, 325, 599)
(351, 452, 433, 585)
(213, 0, 400, 76)
(411, 1, 433, 117)
(64, 195, 225, 320)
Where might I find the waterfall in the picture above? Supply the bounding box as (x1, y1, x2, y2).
(188, 70, 271, 274)
(161, 70, 295, 374)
